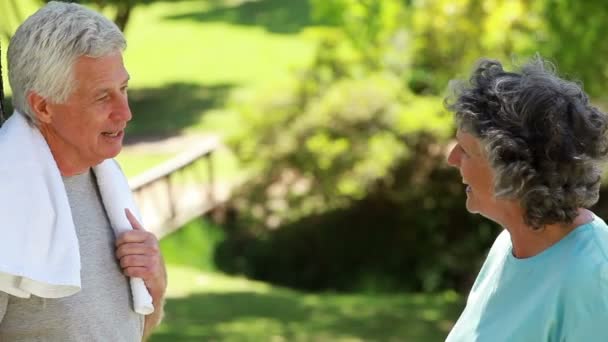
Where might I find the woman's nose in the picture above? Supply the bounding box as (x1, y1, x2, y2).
(447, 145, 460, 168)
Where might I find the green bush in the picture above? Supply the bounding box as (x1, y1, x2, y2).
(219, 126, 498, 292)
(216, 0, 608, 293)
(217, 18, 497, 291)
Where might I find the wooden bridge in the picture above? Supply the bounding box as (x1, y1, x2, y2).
(128, 136, 230, 238)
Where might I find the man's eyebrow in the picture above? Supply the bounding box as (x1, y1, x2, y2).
(93, 75, 131, 95)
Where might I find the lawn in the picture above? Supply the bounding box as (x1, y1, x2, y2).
(123, 0, 319, 138)
(153, 218, 464, 341)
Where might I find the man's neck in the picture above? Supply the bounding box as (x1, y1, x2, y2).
(38, 123, 90, 176)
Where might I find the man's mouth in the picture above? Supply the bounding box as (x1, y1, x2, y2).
(102, 130, 122, 138)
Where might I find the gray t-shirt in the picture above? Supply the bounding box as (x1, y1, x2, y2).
(0, 170, 144, 341)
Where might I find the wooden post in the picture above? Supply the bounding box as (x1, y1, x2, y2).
(165, 174, 176, 219)
(206, 152, 215, 207)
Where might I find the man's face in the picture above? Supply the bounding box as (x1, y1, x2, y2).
(42, 52, 131, 172)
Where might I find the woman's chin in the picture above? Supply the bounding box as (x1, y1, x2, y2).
(465, 199, 479, 214)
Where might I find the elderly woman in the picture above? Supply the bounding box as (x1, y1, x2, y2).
(445, 57, 608, 341)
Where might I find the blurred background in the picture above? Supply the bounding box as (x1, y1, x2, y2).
(2, 0, 608, 340)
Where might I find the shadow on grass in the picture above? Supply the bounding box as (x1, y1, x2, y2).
(150, 290, 461, 341)
(165, 0, 330, 34)
(126, 82, 233, 140)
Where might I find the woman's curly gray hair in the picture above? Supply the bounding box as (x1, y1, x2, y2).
(447, 57, 608, 229)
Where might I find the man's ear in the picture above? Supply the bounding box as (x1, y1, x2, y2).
(27, 91, 53, 124)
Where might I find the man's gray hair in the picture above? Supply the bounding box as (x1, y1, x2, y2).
(8, 1, 126, 124)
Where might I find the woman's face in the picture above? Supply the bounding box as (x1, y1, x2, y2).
(447, 130, 499, 218)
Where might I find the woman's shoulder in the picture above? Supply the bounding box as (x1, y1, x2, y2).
(561, 215, 608, 290)
(559, 242, 608, 337)
(583, 215, 608, 264)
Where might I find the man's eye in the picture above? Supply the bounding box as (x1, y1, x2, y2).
(97, 95, 109, 102)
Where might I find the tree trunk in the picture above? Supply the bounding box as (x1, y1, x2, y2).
(0, 41, 5, 125)
(114, 2, 133, 32)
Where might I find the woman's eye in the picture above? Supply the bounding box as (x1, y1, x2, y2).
(459, 145, 468, 156)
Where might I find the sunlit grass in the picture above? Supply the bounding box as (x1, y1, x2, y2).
(117, 147, 243, 184)
(152, 264, 462, 341)
(116, 152, 172, 178)
(153, 218, 463, 341)
(159, 218, 227, 274)
(123, 0, 316, 86)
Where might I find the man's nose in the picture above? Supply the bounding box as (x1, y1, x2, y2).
(112, 95, 132, 122)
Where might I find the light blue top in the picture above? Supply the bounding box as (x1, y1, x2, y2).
(446, 215, 608, 342)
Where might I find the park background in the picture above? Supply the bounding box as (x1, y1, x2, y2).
(2, 0, 608, 340)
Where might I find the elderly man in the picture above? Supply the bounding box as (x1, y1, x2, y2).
(0, 2, 166, 341)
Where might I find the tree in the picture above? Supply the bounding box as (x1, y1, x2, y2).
(0, 0, 25, 40)
(0, 41, 5, 124)
(43, 0, 157, 32)
(540, 0, 608, 96)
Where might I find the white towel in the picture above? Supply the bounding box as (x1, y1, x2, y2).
(0, 112, 154, 315)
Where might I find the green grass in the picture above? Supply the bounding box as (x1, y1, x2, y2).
(152, 266, 462, 341)
(159, 217, 226, 272)
(116, 152, 173, 178)
(121, 0, 319, 138)
(117, 147, 243, 182)
(153, 218, 464, 341)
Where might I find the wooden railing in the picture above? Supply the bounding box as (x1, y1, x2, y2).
(128, 136, 223, 237)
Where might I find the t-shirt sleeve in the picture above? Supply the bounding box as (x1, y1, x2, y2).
(563, 264, 608, 341)
(0, 291, 7, 323)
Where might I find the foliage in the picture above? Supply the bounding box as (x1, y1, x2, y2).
(0, 41, 5, 123)
(402, 0, 608, 96)
(41, 0, 158, 31)
(309, 0, 408, 70)
(407, 0, 542, 94)
(223, 16, 490, 291)
(222, 0, 608, 293)
(0, 0, 39, 40)
(540, 0, 608, 96)
(216, 157, 498, 293)
(228, 35, 453, 231)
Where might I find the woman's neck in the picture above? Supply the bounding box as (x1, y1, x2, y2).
(500, 208, 592, 259)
